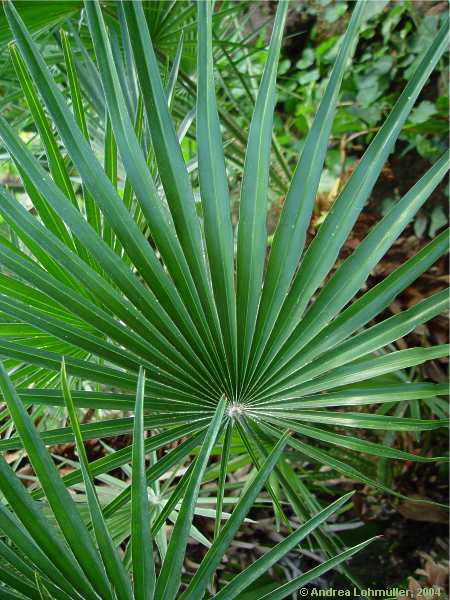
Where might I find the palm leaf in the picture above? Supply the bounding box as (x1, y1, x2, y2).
(0, 1, 447, 597)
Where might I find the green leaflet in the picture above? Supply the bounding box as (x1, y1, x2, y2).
(0, 143, 207, 371)
(33, 426, 207, 502)
(212, 492, 354, 600)
(10, 45, 80, 247)
(0, 225, 218, 394)
(252, 346, 450, 404)
(84, 0, 227, 390)
(256, 538, 377, 600)
(120, 0, 229, 392)
(258, 420, 445, 505)
(0, 414, 211, 452)
(258, 153, 449, 391)
(60, 28, 101, 233)
(131, 368, 156, 600)
(259, 229, 449, 396)
(261, 288, 449, 397)
(62, 361, 134, 600)
(254, 18, 449, 388)
(0, 362, 111, 599)
(278, 421, 446, 463)
(155, 397, 226, 600)
(258, 383, 448, 409)
(235, 0, 288, 391)
(100, 431, 207, 521)
(3, 2, 221, 381)
(180, 432, 290, 600)
(4, 388, 212, 412)
(248, 1, 365, 387)
(197, 0, 237, 389)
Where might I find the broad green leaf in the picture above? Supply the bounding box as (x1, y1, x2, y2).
(0, 2, 447, 594)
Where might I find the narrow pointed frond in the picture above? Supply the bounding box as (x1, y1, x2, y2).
(62, 361, 134, 600)
(248, 1, 365, 386)
(235, 1, 288, 390)
(197, 0, 237, 389)
(131, 368, 156, 600)
(258, 19, 449, 382)
(0, 362, 111, 599)
(155, 397, 226, 600)
(180, 431, 290, 600)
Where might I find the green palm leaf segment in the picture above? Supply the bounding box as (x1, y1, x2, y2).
(0, 0, 448, 598)
(235, 0, 288, 391)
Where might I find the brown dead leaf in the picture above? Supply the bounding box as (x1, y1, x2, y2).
(426, 2, 448, 16)
(16, 464, 34, 487)
(4, 450, 23, 464)
(416, 552, 449, 590)
(406, 576, 423, 597)
(397, 496, 449, 523)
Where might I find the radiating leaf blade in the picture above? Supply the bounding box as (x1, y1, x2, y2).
(131, 368, 156, 600)
(0, 362, 112, 599)
(235, 0, 288, 391)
